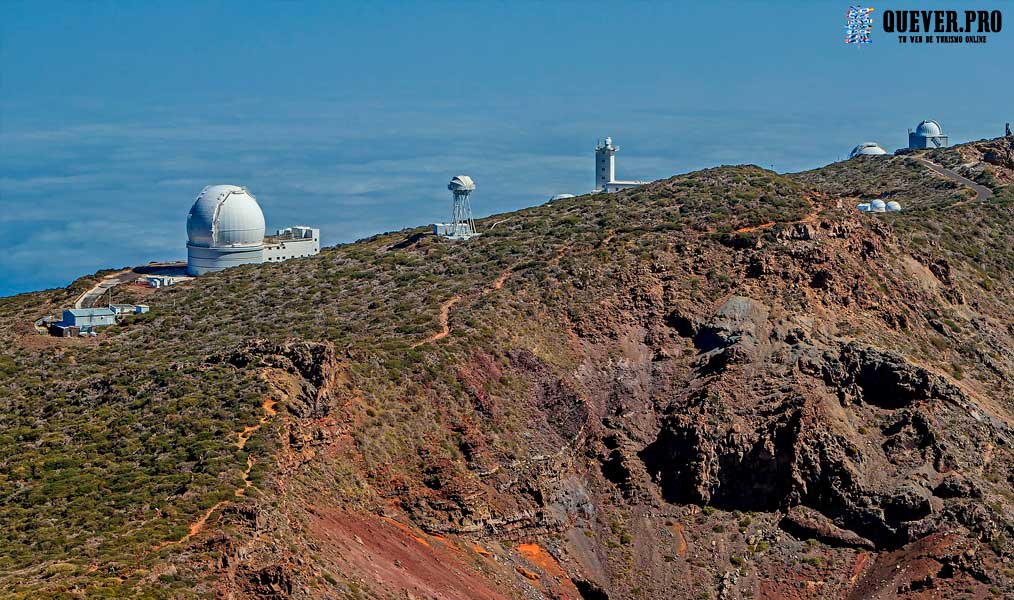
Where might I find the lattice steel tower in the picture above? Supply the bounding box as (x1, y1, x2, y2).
(443, 175, 477, 239)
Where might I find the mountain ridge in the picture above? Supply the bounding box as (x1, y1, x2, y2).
(2, 138, 1014, 599)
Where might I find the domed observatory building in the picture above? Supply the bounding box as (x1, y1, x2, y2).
(908, 120, 949, 149)
(849, 142, 888, 159)
(186, 185, 320, 275)
(186, 185, 266, 275)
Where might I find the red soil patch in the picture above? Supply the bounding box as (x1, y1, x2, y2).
(378, 516, 431, 547)
(472, 544, 493, 558)
(307, 508, 510, 600)
(516, 542, 581, 599)
(671, 522, 688, 558)
(848, 551, 870, 586)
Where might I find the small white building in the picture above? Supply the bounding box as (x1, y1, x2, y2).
(595, 137, 644, 193)
(145, 274, 187, 288)
(857, 199, 901, 213)
(264, 226, 320, 263)
(908, 120, 949, 149)
(109, 304, 150, 315)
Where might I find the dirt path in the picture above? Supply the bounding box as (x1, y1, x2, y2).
(411, 241, 587, 350)
(411, 295, 461, 348)
(490, 268, 512, 291)
(734, 221, 776, 234)
(156, 397, 278, 549)
(237, 398, 278, 449)
(728, 200, 819, 236)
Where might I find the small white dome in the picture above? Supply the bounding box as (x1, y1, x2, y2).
(186, 185, 266, 248)
(886, 201, 902, 212)
(870, 199, 887, 212)
(550, 193, 575, 201)
(448, 175, 475, 192)
(849, 142, 888, 158)
(914, 120, 942, 137)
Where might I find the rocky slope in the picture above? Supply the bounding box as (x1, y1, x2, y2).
(2, 137, 1014, 599)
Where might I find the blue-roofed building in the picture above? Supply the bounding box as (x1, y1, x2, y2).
(60, 307, 116, 329)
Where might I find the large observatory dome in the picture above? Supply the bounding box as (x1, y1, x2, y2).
(849, 142, 888, 159)
(915, 120, 942, 137)
(186, 185, 266, 248)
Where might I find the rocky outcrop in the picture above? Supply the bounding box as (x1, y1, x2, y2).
(217, 339, 346, 418)
(780, 506, 875, 549)
(636, 293, 1010, 554)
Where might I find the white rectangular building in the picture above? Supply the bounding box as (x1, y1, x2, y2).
(263, 226, 320, 263)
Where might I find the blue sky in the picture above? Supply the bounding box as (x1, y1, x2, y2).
(1, 0, 1012, 296)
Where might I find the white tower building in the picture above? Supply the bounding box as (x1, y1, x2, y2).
(594, 136, 644, 193)
(595, 137, 617, 191)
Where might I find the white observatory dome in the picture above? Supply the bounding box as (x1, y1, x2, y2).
(915, 120, 942, 137)
(550, 193, 576, 201)
(186, 185, 266, 248)
(886, 201, 902, 212)
(870, 199, 887, 212)
(849, 142, 888, 159)
(448, 175, 476, 193)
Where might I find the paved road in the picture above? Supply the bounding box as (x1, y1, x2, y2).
(914, 157, 992, 204)
(74, 269, 140, 309)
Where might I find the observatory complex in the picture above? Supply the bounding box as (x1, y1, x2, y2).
(908, 120, 949, 149)
(186, 185, 320, 275)
(595, 137, 645, 193)
(433, 176, 479, 240)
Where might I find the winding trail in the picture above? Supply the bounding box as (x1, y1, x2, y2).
(237, 398, 278, 449)
(410, 240, 593, 349)
(156, 397, 278, 549)
(490, 268, 512, 291)
(411, 295, 461, 348)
